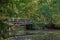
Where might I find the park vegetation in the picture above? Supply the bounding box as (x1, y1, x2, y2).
(0, 0, 60, 39)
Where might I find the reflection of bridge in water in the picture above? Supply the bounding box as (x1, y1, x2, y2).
(10, 30, 60, 40)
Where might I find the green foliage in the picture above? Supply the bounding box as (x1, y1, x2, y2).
(0, 20, 10, 39)
(0, 0, 9, 4)
(0, 0, 60, 27)
(0, 0, 60, 40)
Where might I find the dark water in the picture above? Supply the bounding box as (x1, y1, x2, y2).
(10, 30, 60, 40)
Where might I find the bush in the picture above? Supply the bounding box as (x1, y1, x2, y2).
(0, 20, 10, 39)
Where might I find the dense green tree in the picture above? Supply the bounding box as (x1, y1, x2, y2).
(0, 0, 60, 23)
